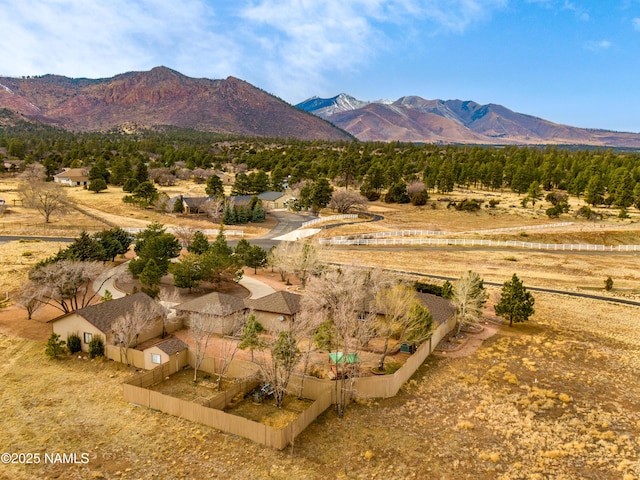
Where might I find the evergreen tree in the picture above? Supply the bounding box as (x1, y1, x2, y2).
(231, 173, 252, 195)
(89, 157, 110, 183)
(139, 259, 162, 297)
(173, 196, 185, 214)
(171, 254, 204, 292)
(205, 174, 224, 198)
(210, 226, 233, 257)
(238, 314, 266, 361)
(110, 157, 132, 186)
(59, 231, 106, 262)
(245, 245, 268, 274)
(134, 160, 149, 184)
(88, 178, 108, 193)
(234, 238, 251, 259)
(252, 200, 265, 222)
(188, 231, 210, 255)
(123, 178, 139, 193)
(494, 273, 535, 327)
(94, 227, 132, 261)
(45, 333, 66, 359)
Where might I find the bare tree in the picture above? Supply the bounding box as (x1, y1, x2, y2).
(187, 311, 217, 383)
(302, 266, 377, 416)
(328, 190, 369, 214)
(203, 197, 225, 222)
(452, 270, 488, 335)
(111, 300, 165, 365)
(29, 260, 111, 314)
(186, 306, 245, 385)
(267, 241, 295, 283)
(18, 181, 68, 223)
(374, 283, 420, 371)
(289, 241, 320, 289)
(172, 226, 196, 249)
(291, 307, 324, 398)
(15, 281, 43, 320)
(214, 314, 246, 390)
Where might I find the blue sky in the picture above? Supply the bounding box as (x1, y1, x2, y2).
(1, 0, 639, 132)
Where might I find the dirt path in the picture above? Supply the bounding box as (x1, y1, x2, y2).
(433, 321, 501, 358)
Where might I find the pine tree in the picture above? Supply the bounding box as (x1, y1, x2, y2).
(173, 196, 185, 214)
(252, 200, 265, 223)
(205, 174, 224, 198)
(45, 333, 66, 359)
(494, 274, 535, 327)
(188, 231, 210, 255)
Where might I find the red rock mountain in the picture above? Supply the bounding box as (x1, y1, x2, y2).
(0, 67, 351, 141)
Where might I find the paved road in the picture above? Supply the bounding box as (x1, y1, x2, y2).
(229, 210, 313, 250)
(326, 262, 640, 308)
(0, 235, 75, 244)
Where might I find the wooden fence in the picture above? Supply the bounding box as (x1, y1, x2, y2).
(351, 315, 456, 399)
(121, 312, 456, 449)
(105, 344, 146, 369)
(123, 357, 333, 450)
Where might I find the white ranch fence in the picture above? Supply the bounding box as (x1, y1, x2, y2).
(301, 214, 358, 228)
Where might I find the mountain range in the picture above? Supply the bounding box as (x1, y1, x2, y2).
(296, 94, 640, 148)
(1, 66, 639, 147)
(0, 67, 351, 141)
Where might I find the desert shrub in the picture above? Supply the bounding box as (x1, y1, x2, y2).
(122, 178, 139, 193)
(21, 251, 33, 257)
(575, 205, 593, 220)
(410, 190, 429, 206)
(604, 276, 613, 291)
(414, 281, 443, 296)
(441, 280, 453, 299)
(67, 332, 82, 354)
(88, 336, 105, 358)
(488, 199, 500, 208)
(384, 361, 402, 375)
(45, 333, 66, 359)
(455, 198, 482, 212)
(361, 190, 380, 201)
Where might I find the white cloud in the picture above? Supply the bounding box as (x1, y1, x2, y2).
(236, 0, 507, 99)
(633, 17, 640, 31)
(0, 0, 237, 78)
(584, 40, 613, 51)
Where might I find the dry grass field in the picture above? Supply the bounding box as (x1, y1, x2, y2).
(1, 180, 640, 478)
(1, 292, 639, 479)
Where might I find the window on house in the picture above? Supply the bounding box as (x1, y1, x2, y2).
(151, 353, 162, 364)
(84, 332, 92, 344)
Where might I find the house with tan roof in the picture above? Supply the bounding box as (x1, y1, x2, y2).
(49, 292, 164, 353)
(53, 168, 89, 186)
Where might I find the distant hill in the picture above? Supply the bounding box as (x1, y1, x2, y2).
(297, 94, 640, 147)
(0, 67, 352, 141)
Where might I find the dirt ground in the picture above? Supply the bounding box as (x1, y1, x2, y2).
(1, 180, 640, 479)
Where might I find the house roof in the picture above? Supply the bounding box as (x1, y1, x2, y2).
(416, 292, 456, 325)
(49, 292, 159, 334)
(181, 196, 217, 209)
(54, 168, 89, 180)
(154, 336, 188, 355)
(244, 291, 302, 316)
(257, 191, 285, 202)
(174, 291, 247, 316)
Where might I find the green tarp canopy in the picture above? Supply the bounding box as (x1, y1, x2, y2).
(329, 352, 361, 364)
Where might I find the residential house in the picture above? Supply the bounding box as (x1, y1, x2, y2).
(173, 292, 248, 335)
(49, 292, 164, 353)
(141, 336, 188, 370)
(244, 290, 302, 332)
(53, 168, 89, 186)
